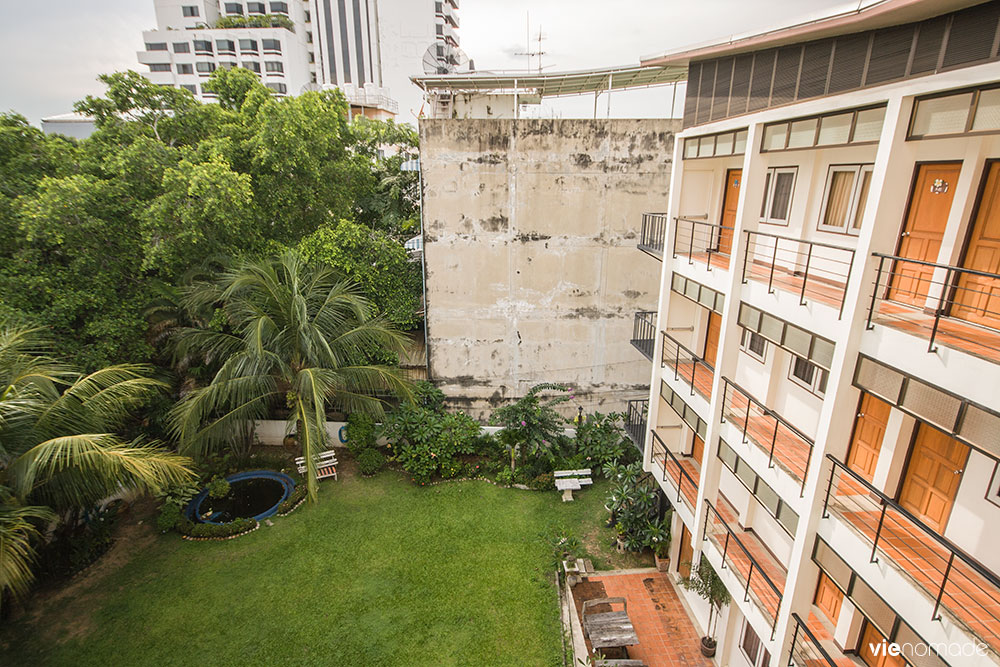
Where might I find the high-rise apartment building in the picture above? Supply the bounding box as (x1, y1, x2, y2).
(623, 1, 1000, 666)
(137, 0, 460, 122)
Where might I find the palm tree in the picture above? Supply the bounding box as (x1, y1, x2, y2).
(0, 322, 194, 610)
(168, 250, 414, 500)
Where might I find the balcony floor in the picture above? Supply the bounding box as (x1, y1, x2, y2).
(745, 259, 846, 311)
(681, 251, 731, 271)
(722, 405, 810, 483)
(651, 444, 701, 511)
(804, 611, 856, 667)
(665, 360, 714, 399)
(872, 300, 1000, 363)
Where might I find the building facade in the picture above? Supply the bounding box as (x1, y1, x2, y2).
(628, 2, 1000, 667)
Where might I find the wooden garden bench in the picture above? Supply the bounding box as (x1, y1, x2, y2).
(583, 597, 639, 653)
(554, 468, 592, 501)
(295, 449, 339, 481)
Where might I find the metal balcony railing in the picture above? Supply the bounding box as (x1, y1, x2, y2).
(638, 213, 668, 258)
(661, 331, 714, 400)
(673, 217, 734, 270)
(741, 230, 855, 318)
(822, 455, 1000, 653)
(704, 500, 784, 637)
(787, 613, 838, 667)
(720, 378, 814, 494)
(649, 429, 699, 511)
(630, 311, 657, 360)
(624, 399, 647, 455)
(867, 252, 1000, 358)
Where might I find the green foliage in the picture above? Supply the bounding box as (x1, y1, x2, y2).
(575, 411, 632, 474)
(276, 484, 307, 514)
(491, 383, 571, 471)
(605, 462, 660, 552)
(381, 400, 480, 485)
(207, 476, 231, 499)
(642, 511, 672, 557)
(356, 448, 386, 476)
(179, 517, 257, 539)
(529, 472, 555, 491)
(545, 528, 584, 572)
(345, 412, 377, 455)
(214, 14, 295, 31)
(414, 381, 446, 411)
(495, 468, 515, 487)
(679, 554, 731, 640)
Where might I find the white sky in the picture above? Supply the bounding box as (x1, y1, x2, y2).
(1, 0, 852, 125)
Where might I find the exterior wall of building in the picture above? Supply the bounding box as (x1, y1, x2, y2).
(375, 0, 438, 122)
(420, 118, 679, 419)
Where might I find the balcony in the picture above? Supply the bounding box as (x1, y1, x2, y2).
(624, 399, 647, 455)
(742, 230, 856, 318)
(649, 429, 700, 512)
(638, 212, 668, 258)
(720, 378, 815, 492)
(630, 311, 656, 361)
(867, 253, 1000, 362)
(661, 331, 714, 399)
(704, 496, 786, 635)
(673, 217, 734, 271)
(822, 455, 1000, 655)
(787, 612, 852, 667)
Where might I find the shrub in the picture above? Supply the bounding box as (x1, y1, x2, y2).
(345, 412, 377, 455)
(357, 447, 386, 476)
(496, 468, 515, 487)
(439, 458, 463, 479)
(529, 472, 555, 491)
(381, 399, 480, 485)
(490, 383, 571, 472)
(575, 411, 632, 473)
(606, 462, 661, 552)
(471, 431, 501, 457)
(157, 503, 183, 533)
(179, 517, 258, 539)
(207, 475, 230, 499)
(414, 380, 446, 411)
(276, 484, 307, 514)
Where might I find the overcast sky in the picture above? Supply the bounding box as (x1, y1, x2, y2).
(1, 0, 855, 125)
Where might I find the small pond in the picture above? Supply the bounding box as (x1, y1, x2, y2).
(186, 470, 295, 525)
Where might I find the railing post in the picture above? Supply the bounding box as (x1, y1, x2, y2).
(674, 344, 680, 381)
(671, 217, 678, 259)
(721, 529, 730, 567)
(720, 381, 728, 423)
(799, 243, 813, 306)
(743, 396, 751, 444)
(745, 561, 754, 602)
(742, 231, 751, 284)
(677, 465, 684, 503)
(706, 223, 714, 272)
(927, 267, 952, 353)
(870, 502, 887, 564)
(689, 357, 697, 396)
(932, 552, 956, 621)
(768, 237, 779, 293)
(822, 462, 836, 518)
(688, 221, 695, 264)
(839, 250, 856, 320)
(768, 419, 779, 468)
(789, 620, 800, 667)
(866, 255, 886, 330)
(801, 441, 813, 498)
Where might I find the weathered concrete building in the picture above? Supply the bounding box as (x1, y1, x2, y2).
(419, 118, 679, 418)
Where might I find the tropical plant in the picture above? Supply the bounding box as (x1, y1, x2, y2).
(491, 383, 571, 472)
(167, 251, 414, 500)
(642, 511, 672, 557)
(574, 411, 632, 473)
(344, 412, 377, 455)
(380, 399, 480, 485)
(605, 462, 660, 552)
(356, 448, 386, 476)
(679, 554, 731, 646)
(0, 322, 194, 608)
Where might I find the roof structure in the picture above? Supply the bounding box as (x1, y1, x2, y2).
(411, 63, 688, 98)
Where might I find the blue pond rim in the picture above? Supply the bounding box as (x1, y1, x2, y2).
(185, 470, 296, 525)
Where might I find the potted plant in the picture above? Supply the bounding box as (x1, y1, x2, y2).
(643, 512, 672, 572)
(679, 555, 731, 657)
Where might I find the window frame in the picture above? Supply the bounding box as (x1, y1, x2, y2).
(760, 166, 797, 226)
(247, 1, 266, 13)
(195, 61, 217, 74)
(817, 164, 874, 235)
(193, 40, 213, 54)
(173, 42, 191, 54)
(181, 5, 200, 17)
(262, 39, 281, 53)
(225, 2, 244, 14)
(789, 354, 828, 397)
(740, 621, 771, 667)
(216, 39, 237, 54)
(740, 328, 767, 363)
(177, 63, 194, 75)
(265, 61, 285, 74)
(148, 63, 171, 73)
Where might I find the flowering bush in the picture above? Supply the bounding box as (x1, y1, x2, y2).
(490, 383, 571, 472)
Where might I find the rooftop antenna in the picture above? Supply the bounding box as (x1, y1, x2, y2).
(514, 12, 546, 73)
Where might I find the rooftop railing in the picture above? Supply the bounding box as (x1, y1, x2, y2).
(638, 213, 668, 258)
(630, 311, 657, 361)
(866, 252, 1000, 359)
(673, 216, 734, 270)
(649, 429, 699, 512)
(822, 454, 1000, 654)
(720, 377, 814, 494)
(624, 399, 648, 455)
(787, 613, 838, 667)
(661, 331, 714, 400)
(741, 230, 855, 318)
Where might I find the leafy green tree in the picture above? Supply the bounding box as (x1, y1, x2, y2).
(74, 70, 198, 144)
(491, 383, 571, 471)
(679, 555, 731, 647)
(168, 251, 413, 500)
(300, 221, 422, 330)
(351, 118, 420, 237)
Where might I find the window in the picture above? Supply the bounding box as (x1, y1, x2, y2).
(761, 105, 886, 151)
(173, 42, 191, 53)
(741, 622, 771, 667)
(760, 167, 796, 225)
(304, 10, 310, 22)
(790, 355, 828, 396)
(308, 52, 315, 64)
(195, 62, 216, 74)
(148, 63, 171, 72)
(307, 31, 313, 44)
(193, 40, 213, 53)
(740, 328, 767, 362)
(818, 165, 874, 234)
(182, 6, 199, 17)
(269, 1, 289, 13)
(216, 40, 236, 54)
(242, 61, 261, 73)
(145, 42, 168, 51)
(177, 63, 194, 75)
(265, 61, 284, 73)
(247, 1, 265, 13)
(239, 39, 258, 52)
(180, 84, 198, 94)
(225, 2, 243, 13)
(262, 39, 281, 52)
(218, 62, 237, 70)
(266, 82, 288, 94)
(682, 128, 749, 160)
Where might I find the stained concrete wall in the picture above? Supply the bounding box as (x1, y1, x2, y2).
(419, 118, 679, 419)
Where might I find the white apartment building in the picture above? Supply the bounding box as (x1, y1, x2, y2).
(136, 0, 459, 121)
(622, 2, 1000, 667)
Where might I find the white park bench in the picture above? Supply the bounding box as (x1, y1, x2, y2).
(554, 468, 593, 502)
(295, 449, 339, 481)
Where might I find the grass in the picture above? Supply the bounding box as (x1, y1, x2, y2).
(1, 469, 650, 667)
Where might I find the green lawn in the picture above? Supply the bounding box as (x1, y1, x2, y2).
(1, 470, 648, 666)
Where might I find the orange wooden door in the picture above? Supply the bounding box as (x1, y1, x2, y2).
(847, 393, 892, 482)
(677, 524, 694, 579)
(691, 433, 704, 466)
(953, 161, 1000, 329)
(718, 169, 741, 255)
(859, 623, 905, 667)
(813, 572, 844, 625)
(899, 424, 970, 533)
(703, 312, 722, 366)
(889, 163, 961, 307)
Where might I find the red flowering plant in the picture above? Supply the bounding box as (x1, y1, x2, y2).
(490, 383, 571, 473)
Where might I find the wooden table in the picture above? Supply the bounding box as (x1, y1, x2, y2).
(582, 597, 639, 652)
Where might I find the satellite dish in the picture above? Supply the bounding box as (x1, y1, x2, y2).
(422, 43, 471, 75)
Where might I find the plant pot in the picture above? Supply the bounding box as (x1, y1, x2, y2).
(654, 553, 670, 572)
(700, 636, 717, 657)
